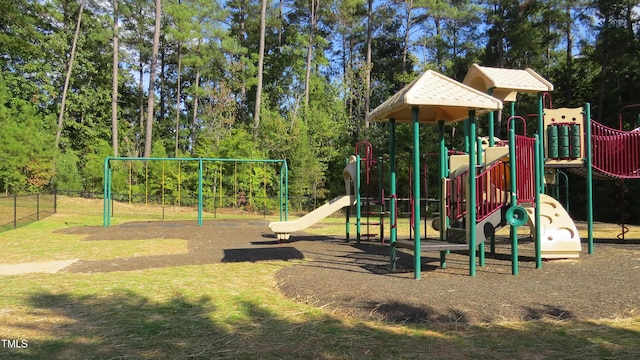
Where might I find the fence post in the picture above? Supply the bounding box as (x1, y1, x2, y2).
(54, 190, 57, 214)
(37, 193, 40, 221)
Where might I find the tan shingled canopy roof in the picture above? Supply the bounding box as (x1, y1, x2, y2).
(463, 64, 554, 102)
(367, 70, 503, 124)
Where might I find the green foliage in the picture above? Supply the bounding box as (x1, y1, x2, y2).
(81, 140, 114, 193)
(0, 75, 55, 193)
(55, 150, 83, 191)
(288, 117, 326, 209)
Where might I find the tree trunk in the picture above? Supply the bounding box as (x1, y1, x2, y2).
(239, 3, 247, 121)
(304, 0, 317, 107)
(565, 3, 573, 105)
(175, 40, 182, 156)
(254, 0, 267, 132)
(191, 65, 201, 155)
(55, 1, 85, 150)
(364, 0, 373, 130)
(159, 36, 166, 130)
(136, 54, 144, 156)
(111, 0, 119, 157)
(597, 12, 610, 122)
(402, 0, 413, 73)
(144, 0, 162, 158)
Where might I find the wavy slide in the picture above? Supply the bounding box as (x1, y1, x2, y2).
(524, 194, 582, 259)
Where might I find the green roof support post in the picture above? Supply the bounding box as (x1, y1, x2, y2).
(389, 118, 397, 269)
(536, 93, 544, 267)
(490, 88, 496, 255)
(537, 93, 545, 193)
(198, 158, 203, 226)
(463, 118, 470, 152)
(279, 163, 284, 221)
(356, 154, 361, 244)
(585, 103, 594, 254)
(103, 157, 110, 227)
(534, 134, 542, 269)
(284, 160, 289, 221)
(476, 136, 485, 268)
(487, 88, 496, 253)
(488, 88, 496, 147)
(345, 157, 351, 242)
(438, 120, 448, 268)
(467, 111, 478, 277)
(509, 114, 519, 275)
(412, 107, 422, 280)
(378, 155, 384, 242)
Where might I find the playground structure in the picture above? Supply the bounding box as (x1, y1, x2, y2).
(102, 157, 289, 227)
(269, 64, 640, 280)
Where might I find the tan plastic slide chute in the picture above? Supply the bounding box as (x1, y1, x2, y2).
(269, 156, 358, 240)
(524, 194, 582, 259)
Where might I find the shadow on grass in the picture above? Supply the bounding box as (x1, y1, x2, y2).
(362, 300, 578, 323)
(4, 290, 639, 359)
(6, 290, 460, 359)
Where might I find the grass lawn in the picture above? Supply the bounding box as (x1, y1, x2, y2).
(0, 196, 638, 359)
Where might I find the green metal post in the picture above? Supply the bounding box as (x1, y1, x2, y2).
(534, 134, 542, 268)
(198, 159, 203, 226)
(468, 111, 477, 277)
(438, 121, 448, 240)
(378, 156, 384, 241)
(284, 160, 289, 221)
(279, 164, 284, 221)
(107, 168, 112, 223)
(103, 158, 110, 227)
(463, 119, 470, 152)
(538, 93, 546, 193)
(585, 103, 594, 253)
(412, 107, 421, 280)
(389, 118, 397, 269)
(356, 154, 361, 244)
(345, 157, 351, 242)
(438, 121, 447, 268)
(509, 115, 519, 275)
(476, 136, 485, 267)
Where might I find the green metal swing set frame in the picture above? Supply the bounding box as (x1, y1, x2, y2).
(102, 157, 289, 227)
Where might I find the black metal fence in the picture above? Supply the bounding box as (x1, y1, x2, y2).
(0, 193, 57, 232)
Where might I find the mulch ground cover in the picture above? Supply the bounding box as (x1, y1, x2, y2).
(58, 219, 640, 324)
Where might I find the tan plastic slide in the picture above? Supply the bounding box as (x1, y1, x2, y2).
(524, 194, 582, 259)
(269, 195, 356, 240)
(269, 158, 358, 240)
